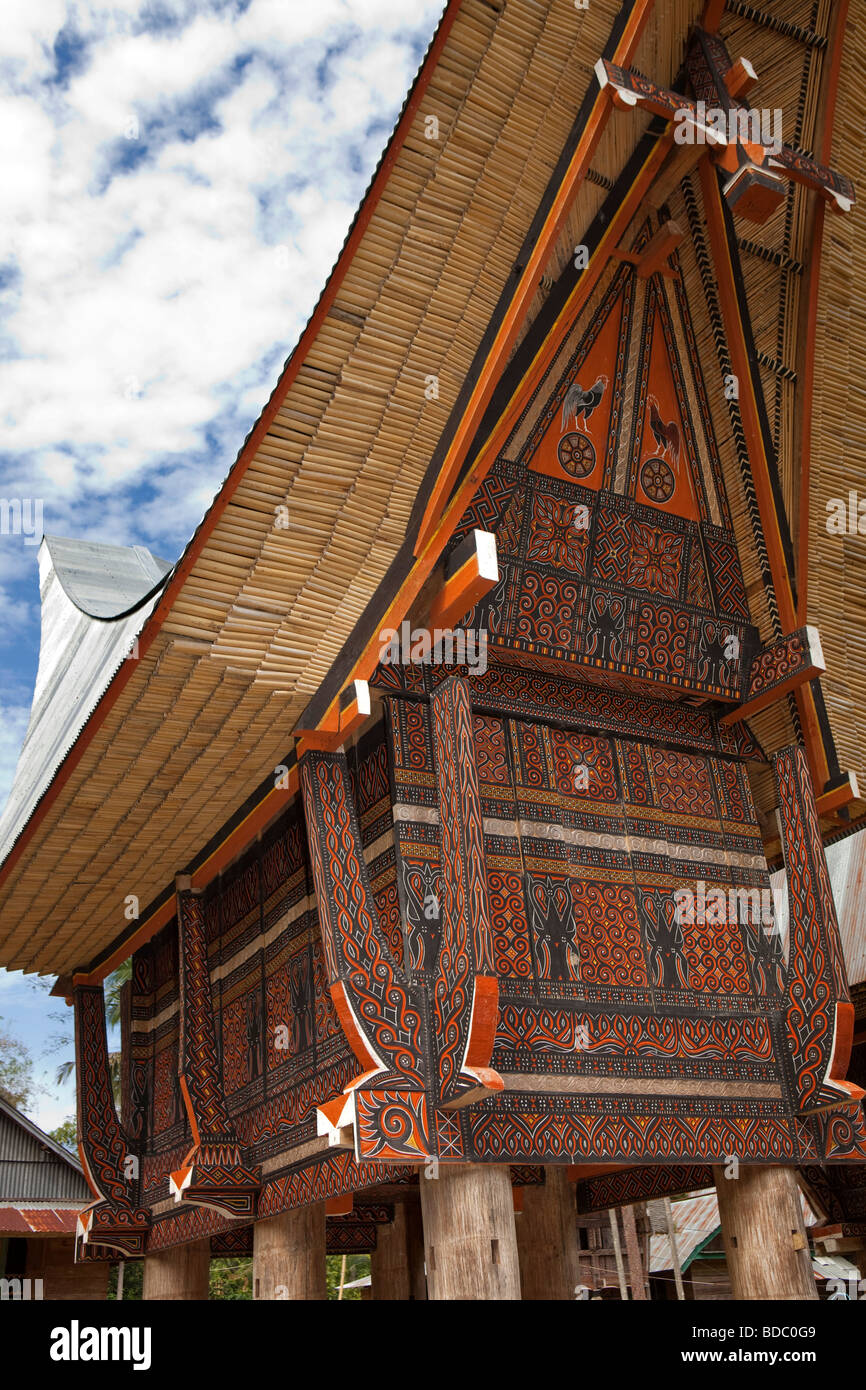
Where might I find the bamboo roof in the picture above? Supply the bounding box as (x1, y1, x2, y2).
(0, 0, 861, 978)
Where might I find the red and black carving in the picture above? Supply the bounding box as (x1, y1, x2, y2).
(74, 984, 150, 1258)
(776, 746, 863, 1115)
(172, 887, 260, 1219)
(430, 676, 501, 1106)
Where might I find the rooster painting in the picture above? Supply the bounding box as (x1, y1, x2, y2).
(647, 394, 681, 469)
(560, 374, 608, 432)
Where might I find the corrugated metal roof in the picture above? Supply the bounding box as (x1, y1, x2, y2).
(0, 1207, 83, 1235)
(46, 535, 171, 620)
(0, 537, 170, 864)
(650, 1189, 819, 1272)
(0, 1097, 90, 1204)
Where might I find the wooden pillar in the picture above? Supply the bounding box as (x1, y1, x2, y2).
(405, 1199, 428, 1301)
(420, 1163, 520, 1300)
(516, 1167, 580, 1300)
(621, 1202, 648, 1300)
(142, 1238, 210, 1300)
(714, 1166, 817, 1300)
(370, 1201, 427, 1300)
(252, 1202, 326, 1300)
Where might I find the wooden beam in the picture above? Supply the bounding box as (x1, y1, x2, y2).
(634, 219, 683, 278)
(296, 679, 371, 752)
(428, 529, 498, 631)
(413, 0, 657, 554)
(719, 626, 825, 725)
(724, 56, 759, 101)
(816, 772, 860, 818)
(698, 158, 797, 631)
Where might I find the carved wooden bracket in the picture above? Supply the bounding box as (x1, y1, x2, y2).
(73, 983, 150, 1257)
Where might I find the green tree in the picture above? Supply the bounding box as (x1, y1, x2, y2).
(326, 1253, 369, 1300)
(209, 1257, 252, 1299)
(48, 1116, 78, 1150)
(0, 1016, 38, 1110)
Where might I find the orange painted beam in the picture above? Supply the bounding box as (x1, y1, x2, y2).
(635, 219, 683, 278)
(413, 0, 657, 555)
(297, 680, 372, 752)
(325, 1194, 354, 1216)
(816, 773, 860, 818)
(700, 0, 726, 31)
(429, 529, 498, 631)
(698, 159, 797, 633)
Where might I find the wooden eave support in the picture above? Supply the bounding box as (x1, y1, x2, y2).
(719, 626, 825, 726)
(428, 529, 498, 631)
(296, 679, 372, 753)
(816, 772, 861, 818)
(724, 57, 758, 101)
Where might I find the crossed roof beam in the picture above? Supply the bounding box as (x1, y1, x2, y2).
(597, 25, 855, 225)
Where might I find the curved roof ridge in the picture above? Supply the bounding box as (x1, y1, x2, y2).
(43, 534, 172, 622)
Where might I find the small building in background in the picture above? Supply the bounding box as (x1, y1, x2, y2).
(0, 1096, 107, 1300)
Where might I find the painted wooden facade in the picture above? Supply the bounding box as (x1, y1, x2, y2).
(1, 0, 865, 1281)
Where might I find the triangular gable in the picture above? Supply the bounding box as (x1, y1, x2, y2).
(447, 215, 755, 705)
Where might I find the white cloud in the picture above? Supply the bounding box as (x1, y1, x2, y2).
(1, 0, 445, 557)
(0, 702, 30, 814)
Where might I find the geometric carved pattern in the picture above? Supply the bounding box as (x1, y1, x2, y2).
(73, 984, 150, 1258)
(171, 888, 260, 1219)
(775, 745, 863, 1116)
(430, 675, 501, 1106)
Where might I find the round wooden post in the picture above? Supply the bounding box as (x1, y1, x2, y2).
(370, 1199, 427, 1300)
(714, 1166, 817, 1300)
(516, 1166, 580, 1299)
(142, 1237, 210, 1300)
(420, 1163, 520, 1300)
(253, 1201, 326, 1300)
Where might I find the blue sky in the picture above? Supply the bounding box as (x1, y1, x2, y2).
(0, 0, 443, 1130)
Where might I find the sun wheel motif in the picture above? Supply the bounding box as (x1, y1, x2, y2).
(557, 431, 596, 478)
(640, 455, 675, 503)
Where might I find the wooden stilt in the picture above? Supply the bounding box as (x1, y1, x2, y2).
(369, 1199, 427, 1300)
(664, 1197, 685, 1301)
(142, 1238, 210, 1301)
(405, 1200, 428, 1301)
(516, 1167, 580, 1300)
(419, 1164, 520, 1300)
(252, 1202, 326, 1300)
(609, 1207, 629, 1300)
(714, 1166, 818, 1300)
(621, 1202, 648, 1300)
(371, 1202, 413, 1301)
